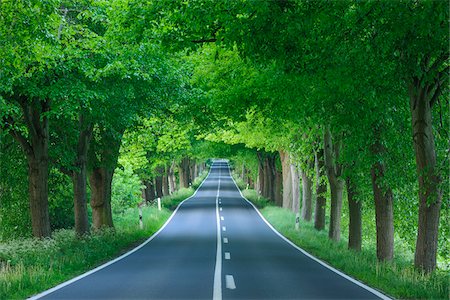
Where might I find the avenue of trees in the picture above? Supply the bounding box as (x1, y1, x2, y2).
(0, 0, 448, 275)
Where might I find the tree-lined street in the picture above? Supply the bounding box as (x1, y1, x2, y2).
(32, 161, 386, 300)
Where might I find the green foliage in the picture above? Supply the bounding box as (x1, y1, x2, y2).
(111, 165, 144, 214)
(0, 137, 31, 240)
(48, 169, 75, 230)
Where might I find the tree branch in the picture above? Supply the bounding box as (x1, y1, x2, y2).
(191, 38, 217, 44)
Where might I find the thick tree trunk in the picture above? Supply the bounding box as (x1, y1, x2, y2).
(280, 150, 293, 210)
(347, 177, 362, 251)
(178, 157, 190, 188)
(72, 166, 89, 236)
(144, 180, 155, 203)
(290, 160, 300, 213)
(168, 161, 176, 193)
(88, 128, 122, 230)
(324, 126, 345, 241)
(257, 152, 265, 195)
(328, 178, 344, 241)
(71, 118, 92, 236)
(13, 98, 52, 238)
(371, 162, 394, 261)
(274, 165, 283, 206)
(163, 165, 170, 196)
(89, 167, 114, 229)
(371, 126, 394, 261)
(28, 157, 51, 238)
(409, 82, 442, 273)
(155, 176, 163, 198)
(314, 149, 327, 231)
(300, 166, 313, 221)
(263, 155, 272, 198)
(189, 159, 195, 185)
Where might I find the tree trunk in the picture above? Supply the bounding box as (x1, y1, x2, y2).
(144, 180, 155, 203)
(155, 168, 164, 198)
(371, 126, 394, 261)
(71, 117, 92, 236)
(88, 127, 122, 230)
(274, 164, 283, 206)
(409, 81, 442, 273)
(314, 148, 327, 231)
(163, 165, 170, 196)
(72, 165, 89, 236)
(28, 156, 51, 238)
(89, 167, 114, 229)
(347, 177, 362, 251)
(189, 159, 195, 185)
(11, 98, 52, 238)
(263, 155, 272, 198)
(168, 161, 176, 193)
(280, 150, 293, 210)
(257, 151, 265, 195)
(324, 126, 345, 241)
(178, 157, 190, 188)
(290, 159, 300, 213)
(300, 167, 313, 221)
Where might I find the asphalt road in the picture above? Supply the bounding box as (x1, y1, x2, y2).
(32, 160, 388, 300)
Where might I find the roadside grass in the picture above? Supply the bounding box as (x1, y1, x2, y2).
(0, 171, 209, 300)
(236, 178, 449, 299)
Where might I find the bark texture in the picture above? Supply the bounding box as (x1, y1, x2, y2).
(280, 150, 293, 210)
(314, 149, 327, 231)
(409, 80, 443, 273)
(88, 128, 123, 230)
(347, 177, 362, 251)
(178, 157, 191, 188)
(290, 157, 300, 213)
(71, 116, 92, 236)
(89, 167, 114, 229)
(371, 126, 394, 261)
(8, 97, 52, 238)
(144, 180, 155, 204)
(300, 165, 313, 222)
(163, 165, 170, 196)
(324, 126, 344, 241)
(168, 161, 176, 193)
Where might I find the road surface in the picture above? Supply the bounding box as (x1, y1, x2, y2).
(31, 160, 388, 300)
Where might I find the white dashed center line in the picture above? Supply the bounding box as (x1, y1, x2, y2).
(225, 252, 231, 260)
(225, 275, 236, 290)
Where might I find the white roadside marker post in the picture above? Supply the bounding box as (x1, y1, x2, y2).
(157, 197, 161, 211)
(295, 212, 300, 231)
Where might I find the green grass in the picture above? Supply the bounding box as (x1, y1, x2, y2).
(238, 181, 449, 299)
(0, 171, 209, 299)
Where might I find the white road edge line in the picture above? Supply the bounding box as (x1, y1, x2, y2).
(225, 275, 236, 290)
(213, 164, 222, 300)
(227, 166, 391, 300)
(28, 168, 213, 300)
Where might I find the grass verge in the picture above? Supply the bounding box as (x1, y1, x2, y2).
(0, 171, 209, 300)
(236, 177, 449, 299)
